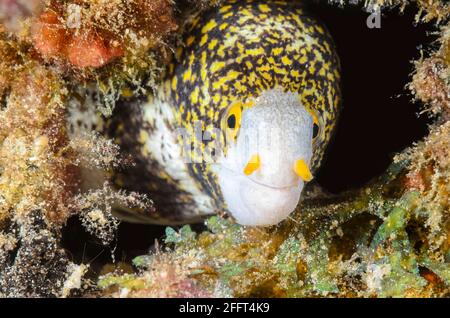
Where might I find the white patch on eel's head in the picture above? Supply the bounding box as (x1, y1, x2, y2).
(215, 88, 314, 226)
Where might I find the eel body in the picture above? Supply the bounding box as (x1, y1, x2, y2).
(106, 0, 341, 225)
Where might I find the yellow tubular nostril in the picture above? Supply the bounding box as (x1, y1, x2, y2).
(294, 159, 313, 182)
(244, 154, 261, 176)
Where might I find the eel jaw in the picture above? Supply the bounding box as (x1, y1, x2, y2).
(216, 166, 303, 226)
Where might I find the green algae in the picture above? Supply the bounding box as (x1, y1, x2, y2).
(98, 154, 449, 297)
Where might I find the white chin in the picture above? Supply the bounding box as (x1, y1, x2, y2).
(217, 170, 303, 226)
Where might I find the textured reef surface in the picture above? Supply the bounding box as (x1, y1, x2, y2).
(0, 0, 449, 297)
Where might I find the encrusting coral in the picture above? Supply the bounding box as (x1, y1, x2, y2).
(0, 0, 449, 297)
(0, 0, 173, 297)
(31, 0, 177, 68)
(0, 40, 80, 295)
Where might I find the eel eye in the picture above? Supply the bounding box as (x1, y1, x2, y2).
(223, 102, 242, 142)
(313, 122, 320, 139)
(305, 106, 321, 142)
(227, 114, 236, 129)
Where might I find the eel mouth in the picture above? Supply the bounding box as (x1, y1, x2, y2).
(215, 164, 303, 226)
(218, 165, 300, 190)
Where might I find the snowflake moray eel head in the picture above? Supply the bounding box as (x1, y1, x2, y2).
(107, 0, 341, 226)
(216, 89, 315, 225)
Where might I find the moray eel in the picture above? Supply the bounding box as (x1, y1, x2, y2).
(106, 0, 341, 226)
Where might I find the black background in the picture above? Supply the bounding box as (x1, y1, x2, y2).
(313, 1, 433, 192)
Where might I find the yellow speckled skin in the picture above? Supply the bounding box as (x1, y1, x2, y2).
(108, 0, 341, 224)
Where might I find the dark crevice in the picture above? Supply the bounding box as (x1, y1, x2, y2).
(314, 3, 434, 193)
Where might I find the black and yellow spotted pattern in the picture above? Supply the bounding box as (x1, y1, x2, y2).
(161, 0, 341, 209)
(108, 0, 341, 223)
